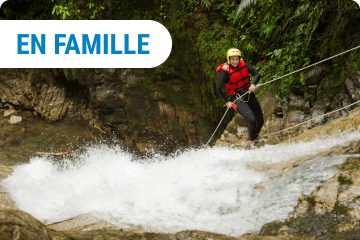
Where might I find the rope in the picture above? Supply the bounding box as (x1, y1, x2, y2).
(204, 45, 360, 147)
(263, 45, 360, 86)
(260, 99, 360, 139)
(204, 107, 230, 148)
(204, 90, 252, 148)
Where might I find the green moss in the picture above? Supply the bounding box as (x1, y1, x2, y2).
(128, 123, 134, 133)
(304, 196, 319, 207)
(140, 114, 147, 126)
(63, 68, 71, 81)
(341, 158, 360, 171)
(28, 69, 33, 79)
(171, 120, 180, 130)
(52, 68, 59, 76)
(260, 221, 283, 236)
(338, 175, 353, 185)
(333, 202, 351, 214)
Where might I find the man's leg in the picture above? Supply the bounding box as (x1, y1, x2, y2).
(247, 93, 264, 142)
(235, 101, 257, 142)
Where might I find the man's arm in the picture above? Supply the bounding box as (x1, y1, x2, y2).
(246, 62, 261, 85)
(216, 70, 229, 104)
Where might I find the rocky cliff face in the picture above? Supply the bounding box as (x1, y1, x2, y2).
(0, 68, 212, 154)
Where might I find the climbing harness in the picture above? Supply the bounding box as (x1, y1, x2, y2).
(234, 90, 251, 103)
(204, 45, 360, 148)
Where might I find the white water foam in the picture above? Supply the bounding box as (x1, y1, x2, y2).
(3, 131, 360, 236)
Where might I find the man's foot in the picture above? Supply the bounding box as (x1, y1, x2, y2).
(255, 139, 265, 145)
(250, 144, 257, 150)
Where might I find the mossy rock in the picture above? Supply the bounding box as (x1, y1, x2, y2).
(227, 121, 237, 133)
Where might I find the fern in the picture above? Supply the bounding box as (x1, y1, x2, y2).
(234, 0, 258, 23)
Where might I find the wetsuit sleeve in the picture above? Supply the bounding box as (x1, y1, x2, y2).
(216, 70, 229, 104)
(245, 62, 261, 85)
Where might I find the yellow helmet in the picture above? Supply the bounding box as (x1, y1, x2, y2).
(227, 48, 241, 64)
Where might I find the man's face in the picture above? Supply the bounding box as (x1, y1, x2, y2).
(230, 56, 240, 67)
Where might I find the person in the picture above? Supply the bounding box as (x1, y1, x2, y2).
(216, 48, 264, 149)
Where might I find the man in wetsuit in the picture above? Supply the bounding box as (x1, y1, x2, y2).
(216, 48, 264, 149)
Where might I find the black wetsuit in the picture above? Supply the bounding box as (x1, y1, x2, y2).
(216, 62, 264, 141)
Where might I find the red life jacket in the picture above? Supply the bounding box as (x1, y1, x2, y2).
(216, 59, 250, 95)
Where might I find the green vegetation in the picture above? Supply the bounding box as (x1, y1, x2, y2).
(303, 196, 320, 206)
(171, 119, 180, 130)
(338, 175, 353, 185)
(342, 157, 360, 170)
(1, 0, 359, 132)
(333, 201, 351, 214)
(140, 114, 148, 126)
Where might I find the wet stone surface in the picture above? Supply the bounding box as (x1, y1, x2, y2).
(0, 109, 90, 166)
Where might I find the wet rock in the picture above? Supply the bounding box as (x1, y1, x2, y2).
(277, 225, 291, 238)
(95, 84, 124, 108)
(3, 103, 14, 110)
(220, 134, 226, 141)
(9, 115, 22, 124)
(274, 100, 286, 118)
(345, 77, 359, 101)
(0, 209, 51, 240)
(259, 91, 278, 119)
(226, 133, 237, 143)
(175, 230, 240, 240)
(234, 113, 248, 127)
(6, 138, 20, 147)
(312, 174, 340, 211)
(348, 208, 360, 221)
(289, 92, 305, 109)
(338, 169, 360, 204)
(0, 132, 9, 141)
(310, 102, 325, 125)
(122, 69, 141, 87)
(342, 92, 352, 114)
(304, 65, 327, 86)
(236, 126, 247, 138)
(286, 111, 306, 125)
(338, 222, 360, 232)
(263, 114, 283, 135)
(329, 91, 353, 121)
(3, 109, 15, 117)
(314, 203, 327, 215)
(242, 131, 249, 141)
(0, 102, 4, 109)
(0, 68, 212, 153)
(227, 121, 237, 133)
(292, 85, 305, 96)
(287, 200, 310, 220)
(303, 101, 310, 113)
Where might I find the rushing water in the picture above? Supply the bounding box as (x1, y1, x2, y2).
(3, 131, 360, 236)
